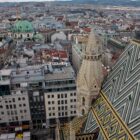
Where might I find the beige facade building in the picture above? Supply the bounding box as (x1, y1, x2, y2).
(72, 34, 88, 74)
(77, 30, 103, 115)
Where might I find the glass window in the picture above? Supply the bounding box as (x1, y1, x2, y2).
(16, 116, 18, 121)
(62, 106, 64, 110)
(10, 105, 12, 109)
(13, 104, 16, 108)
(6, 105, 9, 109)
(0, 105, 3, 108)
(62, 112, 64, 116)
(1, 112, 4, 115)
(15, 110, 17, 115)
(65, 100, 67, 104)
(12, 98, 15, 102)
(11, 111, 13, 115)
(58, 101, 60, 105)
(57, 94, 60, 98)
(61, 94, 63, 98)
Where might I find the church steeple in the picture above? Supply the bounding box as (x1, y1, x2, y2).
(77, 29, 103, 115)
(84, 30, 102, 61)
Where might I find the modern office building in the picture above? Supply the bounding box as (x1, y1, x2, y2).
(44, 65, 77, 125)
(0, 62, 77, 131)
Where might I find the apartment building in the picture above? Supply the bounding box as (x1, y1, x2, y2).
(0, 62, 77, 130)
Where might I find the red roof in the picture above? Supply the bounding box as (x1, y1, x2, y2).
(43, 49, 68, 59)
(82, 27, 91, 33)
(59, 50, 68, 58)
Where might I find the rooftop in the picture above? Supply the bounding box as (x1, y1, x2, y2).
(10, 63, 75, 84)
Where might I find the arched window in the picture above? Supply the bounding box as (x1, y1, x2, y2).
(82, 97, 85, 106)
(20, 34, 23, 39)
(82, 109, 85, 115)
(27, 34, 30, 37)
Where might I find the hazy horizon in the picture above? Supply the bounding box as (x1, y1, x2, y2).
(0, 0, 69, 2)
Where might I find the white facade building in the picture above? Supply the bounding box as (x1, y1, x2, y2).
(0, 94, 31, 124)
(45, 91, 77, 120)
(51, 32, 66, 43)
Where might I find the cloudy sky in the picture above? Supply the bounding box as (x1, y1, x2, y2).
(0, 0, 66, 2)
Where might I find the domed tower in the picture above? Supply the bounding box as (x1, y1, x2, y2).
(77, 30, 103, 115)
(10, 20, 34, 41)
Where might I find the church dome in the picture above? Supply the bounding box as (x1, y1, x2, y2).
(33, 33, 45, 42)
(12, 20, 34, 33)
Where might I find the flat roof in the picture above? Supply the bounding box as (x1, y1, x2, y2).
(23, 132, 30, 137)
(45, 65, 75, 81)
(8, 133, 15, 138)
(0, 134, 8, 139)
(0, 69, 11, 76)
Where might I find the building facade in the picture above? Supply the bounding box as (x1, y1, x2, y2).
(0, 63, 77, 131)
(0, 94, 31, 132)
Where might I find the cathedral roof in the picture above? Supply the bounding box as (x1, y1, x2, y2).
(11, 20, 34, 33)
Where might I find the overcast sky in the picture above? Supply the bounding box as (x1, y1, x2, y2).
(0, 0, 65, 2)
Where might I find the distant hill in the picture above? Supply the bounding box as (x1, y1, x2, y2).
(0, 0, 140, 7)
(71, 0, 140, 6)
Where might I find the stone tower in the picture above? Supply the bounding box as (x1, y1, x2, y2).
(77, 30, 103, 115)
